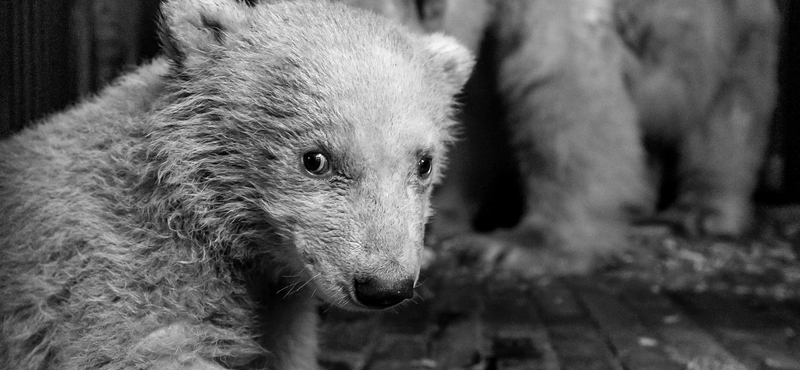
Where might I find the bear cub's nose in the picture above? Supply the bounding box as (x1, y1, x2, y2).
(354, 276, 415, 309)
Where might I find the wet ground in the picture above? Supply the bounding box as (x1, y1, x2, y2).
(318, 207, 800, 370)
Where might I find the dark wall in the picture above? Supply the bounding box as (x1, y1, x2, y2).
(0, 0, 161, 137)
(776, 0, 800, 202)
(1, 1, 78, 135)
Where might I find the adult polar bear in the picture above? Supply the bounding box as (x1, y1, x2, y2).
(0, 0, 473, 369)
(344, 0, 779, 274)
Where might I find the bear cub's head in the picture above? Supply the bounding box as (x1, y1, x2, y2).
(150, 0, 473, 310)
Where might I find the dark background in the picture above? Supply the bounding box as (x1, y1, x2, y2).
(2, 0, 799, 203)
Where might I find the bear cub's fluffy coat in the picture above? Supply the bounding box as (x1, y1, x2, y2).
(0, 0, 473, 369)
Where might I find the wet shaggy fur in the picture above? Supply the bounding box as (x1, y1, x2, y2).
(0, 0, 473, 369)
(347, 0, 779, 275)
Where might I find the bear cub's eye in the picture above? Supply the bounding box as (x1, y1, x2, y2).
(417, 156, 433, 180)
(302, 152, 331, 176)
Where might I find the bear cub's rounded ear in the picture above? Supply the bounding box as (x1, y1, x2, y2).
(422, 33, 475, 92)
(159, 0, 250, 67)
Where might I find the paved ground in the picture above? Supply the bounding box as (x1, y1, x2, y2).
(319, 273, 800, 370)
(318, 209, 800, 370)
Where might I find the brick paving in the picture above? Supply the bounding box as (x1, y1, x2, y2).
(318, 208, 800, 370)
(318, 259, 800, 370)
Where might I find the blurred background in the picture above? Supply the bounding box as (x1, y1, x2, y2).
(1, 0, 799, 204)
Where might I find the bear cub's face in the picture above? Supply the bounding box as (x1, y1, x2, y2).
(158, 0, 473, 310)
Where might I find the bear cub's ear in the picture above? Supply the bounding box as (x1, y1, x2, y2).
(422, 33, 475, 92)
(159, 0, 250, 67)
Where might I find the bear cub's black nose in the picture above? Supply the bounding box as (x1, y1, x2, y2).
(354, 277, 415, 309)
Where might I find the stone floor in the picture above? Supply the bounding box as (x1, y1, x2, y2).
(318, 208, 800, 370)
(319, 273, 800, 370)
